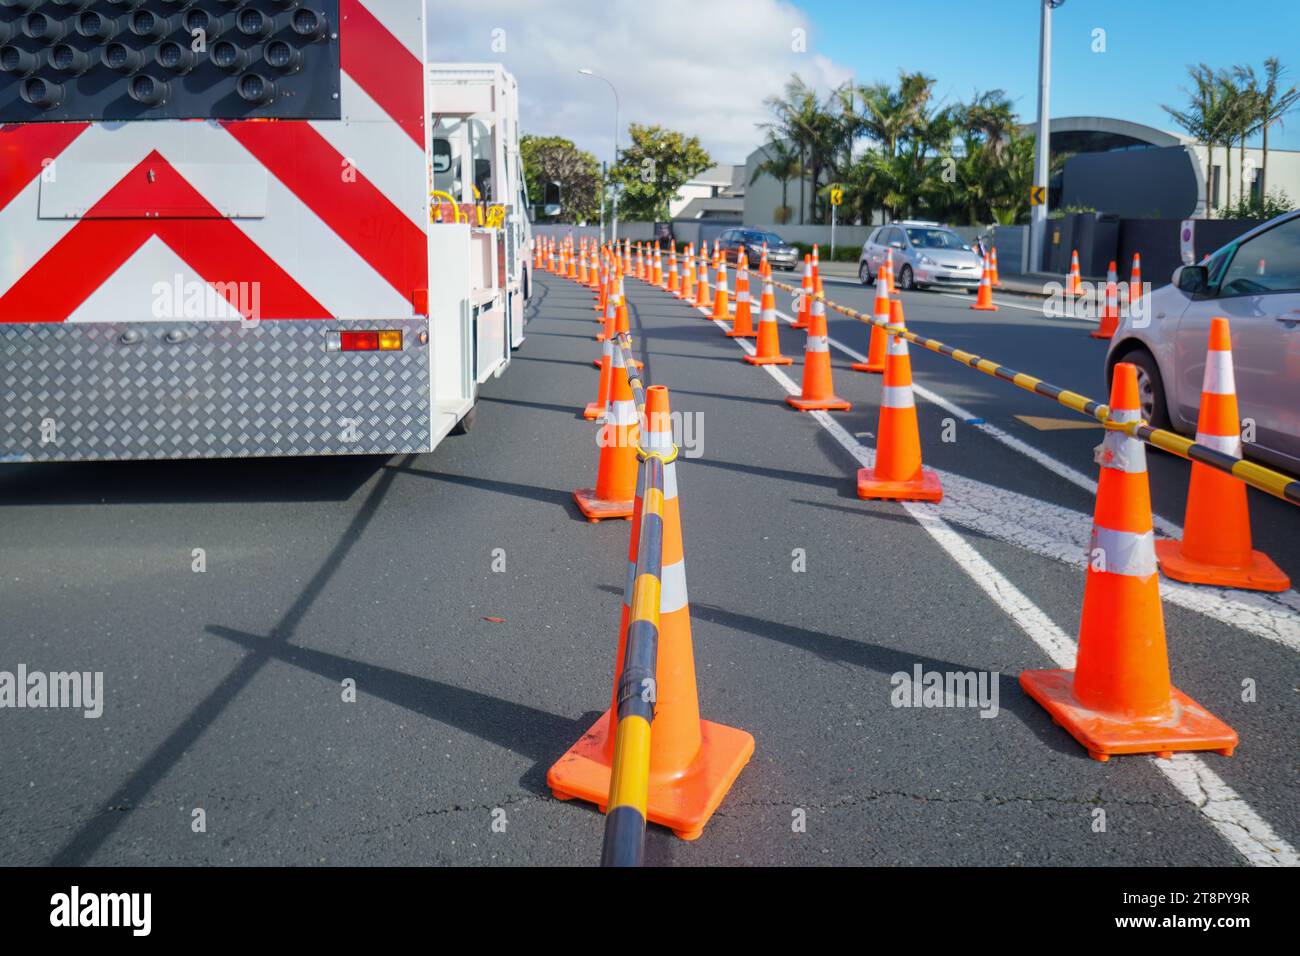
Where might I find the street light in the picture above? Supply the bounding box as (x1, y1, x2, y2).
(1030, 0, 1063, 275)
(579, 68, 620, 244)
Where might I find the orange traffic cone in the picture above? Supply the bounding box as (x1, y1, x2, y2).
(1068, 249, 1083, 295)
(573, 343, 638, 522)
(667, 243, 680, 293)
(1020, 363, 1238, 761)
(1127, 252, 1142, 315)
(653, 242, 664, 287)
(851, 267, 890, 374)
(1154, 319, 1290, 591)
(989, 246, 1000, 287)
(793, 255, 813, 329)
(971, 256, 998, 311)
(744, 277, 793, 366)
(694, 245, 711, 309)
(550, 385, 755, 840)
(727, 253, 756, 337)
(786, 294, 850, 412)
(711, 257, 731, 321)
(586, 293, 619, 420)
(857, 299, 942, 501)
(622, 239, 631, 275)
(1092, 261, 1119, 339)
(680, 243, 695, 301)
(885, 248, 896, 295)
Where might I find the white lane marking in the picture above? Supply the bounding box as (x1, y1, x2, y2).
(674, 289, 1297, 867)
(773, 308, 1300, 651)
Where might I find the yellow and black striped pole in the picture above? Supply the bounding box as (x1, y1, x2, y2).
(601, 451, 665, 867)
(600, 335, 671, 866)
(768, 279, 1300, 507)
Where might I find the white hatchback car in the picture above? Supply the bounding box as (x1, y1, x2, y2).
(1106, 210, 1300, 475)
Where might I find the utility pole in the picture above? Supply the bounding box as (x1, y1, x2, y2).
(1030, 0, 1060, 274)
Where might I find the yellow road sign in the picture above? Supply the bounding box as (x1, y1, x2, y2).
(1030, 186, 1046, 207)
(830, 187, 844, 207)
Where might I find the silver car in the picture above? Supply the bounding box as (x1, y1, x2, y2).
(1106, 209, 1300, 475)
(858, 221, 984, 292)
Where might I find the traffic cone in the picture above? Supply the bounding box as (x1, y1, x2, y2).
(885, 248, 896, 295)
(744, 278, 793, 366)
(595, 261, 608, 316)
(586, 295, 619, 419)
(1020, 363, 1238, 761)
(851, 266, 890, 373)
(793, 255, 813, 329)
(1093, 261, 1119, 339)
(653, 242, 664, 287)
(711, 257, 731, 321)
(694, 246, 711, 309)
(989, 246, 1000, 287)
(1067, 249, 1083, 296)
(573, 344, 638, 522)
(1154, 319, 1290, 591)
(727, 253, 756, 337)
(786, 294, 850, 412)
(680, 243, 695, 301)
(857, 299, 942, 502)
(550, 385, 755, 840)
(667, 243, 680, 294)
(623, 239, 631, 275)
(567, 242, 578, 280)
(1127, 252, 1142, 315)
(971, 257, 998, 311)
(588, 244, 602, 292)
(578, 242, 589, 285)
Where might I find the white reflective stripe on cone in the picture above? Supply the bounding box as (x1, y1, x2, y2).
(1089, 525, 1157, 578)
(881, 385, 915, 409)
(606, 400, 639, 426)
(887, 336, 908, 356)
(1201, 350, 1236, 396)
(1097, 408, 1147, 474)
(1195, 430, 1242, 456)
(659, 559, 689, 614)
(611, 347, 626, 369)
(806, 336, 830, 352)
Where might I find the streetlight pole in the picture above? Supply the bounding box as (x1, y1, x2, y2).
(579, 69, 620, 244)
(1030, 0, 1060, 274)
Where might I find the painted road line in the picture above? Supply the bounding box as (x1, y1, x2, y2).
(702, 299, 1297, 866)
(773, 308, 1300, 651)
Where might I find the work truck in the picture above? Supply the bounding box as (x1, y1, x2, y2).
(0, 1, 531, 461)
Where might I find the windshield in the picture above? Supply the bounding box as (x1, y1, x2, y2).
(905, 228, 966, 250)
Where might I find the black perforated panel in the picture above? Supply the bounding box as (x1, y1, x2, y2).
(0, 1, 340, 123)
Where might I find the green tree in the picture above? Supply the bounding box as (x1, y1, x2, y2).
(520, 134, 601, 223)
(750, 137, 802, 224)
(1163, 65, 1238, 216)
(1234, 58, 1300, 199)
(609, 124, 712, 222)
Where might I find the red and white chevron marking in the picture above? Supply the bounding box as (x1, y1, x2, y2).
(0, 0, 429, 325)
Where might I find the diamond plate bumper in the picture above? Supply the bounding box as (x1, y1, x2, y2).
(1, 320, 434, 462)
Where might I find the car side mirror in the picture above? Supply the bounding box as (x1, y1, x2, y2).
(1175, 264, 1208, 297)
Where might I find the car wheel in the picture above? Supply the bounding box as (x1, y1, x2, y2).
(1112, 348, 1171, 430)
(859, 262, 873, 285)
(898, 264, 914, 291)
(450, 405, 477, 436)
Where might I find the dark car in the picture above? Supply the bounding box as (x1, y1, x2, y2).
(715, 228, 800, 272)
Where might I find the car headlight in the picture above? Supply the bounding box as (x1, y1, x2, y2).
(919, 255, 935, 266)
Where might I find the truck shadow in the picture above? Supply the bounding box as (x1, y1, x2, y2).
(0, 454, 387, 506)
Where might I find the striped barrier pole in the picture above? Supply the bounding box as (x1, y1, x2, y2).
(601, 451, 665, 867)
(764, 279, 1300, 507)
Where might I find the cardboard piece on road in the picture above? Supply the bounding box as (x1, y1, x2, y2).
(1015, 415, 1103, 432)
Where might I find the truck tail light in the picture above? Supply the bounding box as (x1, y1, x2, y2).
(332, 331, 403, 353)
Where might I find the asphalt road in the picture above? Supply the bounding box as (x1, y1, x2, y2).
(1, 269, 1296, 866)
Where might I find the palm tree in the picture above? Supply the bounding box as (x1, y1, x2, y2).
(750, 138, 802, 223)
(1163, 64, 1237, 216)
(1236, 58, 1300, 198)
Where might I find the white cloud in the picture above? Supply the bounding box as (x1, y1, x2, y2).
(427, 0, 855, 165)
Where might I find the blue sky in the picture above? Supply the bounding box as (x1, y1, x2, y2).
(806, 0, 1300, 150)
